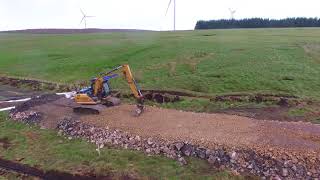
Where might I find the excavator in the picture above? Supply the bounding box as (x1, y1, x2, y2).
(73, 64, 144, 116)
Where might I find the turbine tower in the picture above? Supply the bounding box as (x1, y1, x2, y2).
(166, 0, 176, 31)
(229, 8, 236, 20)
(80, 9, 95, 29)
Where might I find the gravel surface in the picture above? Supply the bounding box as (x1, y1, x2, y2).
(81, 105, 320, 154)
(7, 97, 320, 178)
(57, 118, 320, 179)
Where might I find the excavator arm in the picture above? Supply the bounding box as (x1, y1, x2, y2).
(120, 64, 143, 99)
(104, 64, 143, 99)
(105, 64, 144, 115)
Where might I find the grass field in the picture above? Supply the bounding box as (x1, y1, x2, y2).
(0, 112, 246, 179)
(0, 28, 320, 100)
(1, 28, 319, 179)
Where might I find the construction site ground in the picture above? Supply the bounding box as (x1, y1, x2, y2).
(2, 84, 320, 178)
(82, 104, 320, 153)
(8, 95, 320, 157)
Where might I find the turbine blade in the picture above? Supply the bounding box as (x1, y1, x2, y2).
(80, 16, 85, 24)
(86, 16, 95, 18)
(80, 9, 85, 16)
(165, 0, 172, 15)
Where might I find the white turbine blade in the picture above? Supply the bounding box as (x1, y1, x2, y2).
(86, 16, 95, 18)
(80, 9, 85, 16)
(165, 0, 172, 15)
(80, 16, 85, 24)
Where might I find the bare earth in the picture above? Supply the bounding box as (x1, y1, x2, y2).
(80, 104, 320, 154)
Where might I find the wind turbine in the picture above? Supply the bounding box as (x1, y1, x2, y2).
(165, 0, 176, 31)
(80, 9, 95, 29)
(228, 8, 236, 20)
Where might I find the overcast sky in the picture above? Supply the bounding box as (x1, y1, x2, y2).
(0, 0, 319, 31)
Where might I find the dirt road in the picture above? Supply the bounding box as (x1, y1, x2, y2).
(6, 96, 320, 178)
(81, 104, 320, 154)
(4, 92, 320, 155)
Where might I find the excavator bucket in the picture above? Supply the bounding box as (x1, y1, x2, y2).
(133, 104, 144, 117)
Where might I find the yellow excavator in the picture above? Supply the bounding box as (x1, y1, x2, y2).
(73, 64, 144, 116)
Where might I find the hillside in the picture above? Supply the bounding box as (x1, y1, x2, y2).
(2, 28, 151, 34)
(0, 28, 320, 99)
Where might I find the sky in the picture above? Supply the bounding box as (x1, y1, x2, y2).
(0, 0, 319, 31)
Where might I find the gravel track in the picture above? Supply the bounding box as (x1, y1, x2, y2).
(7, 97, 320, 178)
(81, 104, 320, 154)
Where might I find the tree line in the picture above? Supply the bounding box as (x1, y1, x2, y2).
(195, 18, 320, 29)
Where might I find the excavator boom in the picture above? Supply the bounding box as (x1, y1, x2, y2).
(121, 64, 143, 99)
(103, 64, 143, 99)
(107, 64, 144, 116)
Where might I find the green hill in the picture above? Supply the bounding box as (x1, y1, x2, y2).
(1, 28, 320, 99)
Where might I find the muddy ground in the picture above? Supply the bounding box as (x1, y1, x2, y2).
(0, 84, 40, 101)
(212, 94, 320, 123)
(0, 76, 73, 92)
(0, 84, 44, 110)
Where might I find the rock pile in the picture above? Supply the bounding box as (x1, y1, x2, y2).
(8, 94, 63, 124)
(57, 118, 320, 179)
(9, 111, 41, 124)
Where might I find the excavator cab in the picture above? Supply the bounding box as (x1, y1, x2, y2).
(101, 74, 119, 96)
(92, 74, 118, 97)
(75, 74, 118, 105)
